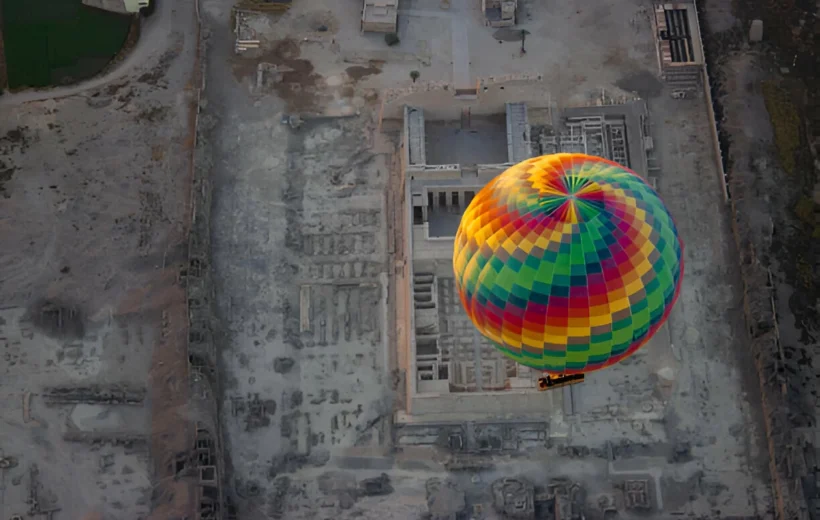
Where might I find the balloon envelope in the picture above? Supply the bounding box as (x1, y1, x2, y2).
(453, 153, 684, 374)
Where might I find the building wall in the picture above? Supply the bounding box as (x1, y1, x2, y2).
(82, 0, 146, 14)
(402, 109, 419, 410)
(409, 388, 561, 416)
(413, 225, 454, 260)
(362, 20, 397, 33)
(407, 165, 462, 182)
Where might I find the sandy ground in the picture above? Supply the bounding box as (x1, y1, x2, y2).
(0, 1, 200, 519)
(196, 0, 774, 518)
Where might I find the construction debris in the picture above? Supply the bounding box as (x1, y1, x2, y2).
(62, 432, 148, 446)
(358, 473, 393, 496)
(255, 62, 295, 90)
(27, 464, 61, 519)
(623, 479, 651, 510)
(425, 478, 467, 520)
(22, 391, 32, 423)
(281, 114, 303, 130)
(42, 386, 146, 406)
(491, 477, 535, 519)
(230, 393, 277, 431)
(0, 455, 19, 469)
(28, 301, 84, 340)
(234, 9, 261, 53)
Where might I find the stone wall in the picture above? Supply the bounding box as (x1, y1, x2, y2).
(182, 4, 230, 518)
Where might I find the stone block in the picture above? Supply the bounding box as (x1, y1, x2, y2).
(749, 20, 763, 43)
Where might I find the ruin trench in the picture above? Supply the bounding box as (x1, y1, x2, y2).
(145, 4, 219, 519)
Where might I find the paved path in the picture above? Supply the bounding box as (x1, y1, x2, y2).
(0, 0, 174, 106)
(398, 1, 472, 90)
(450, 0, 472, 90)
(398, 8, 449, 19)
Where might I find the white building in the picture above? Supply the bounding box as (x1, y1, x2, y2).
(82, 0, 149, 14)
(361, 0, 399, 33)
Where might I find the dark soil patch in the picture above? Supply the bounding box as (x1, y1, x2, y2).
(27, 300, 85, 340)
(492, 28, 526, 42)
(137, 47, 178, 87)
(0, 160, 15, 198)
(232, 38, 323, 111)
(0, 126, 32, 153)
(615, 70, 663, 99)
(0, 127, 27, 197)
(345, 65, 381, 82)
(136, 105, 169, 122)
(104, 81, 128, 96)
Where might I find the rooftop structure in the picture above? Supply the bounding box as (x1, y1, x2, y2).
(482, 0, 517, 27)
(361, 0, 398, 33)
(491, 477, 536, 518)
(651, 2, 705, 90)
(400, 102, 544, 420)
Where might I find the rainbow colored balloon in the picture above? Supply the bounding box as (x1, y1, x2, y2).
(453, 153, 684, 374)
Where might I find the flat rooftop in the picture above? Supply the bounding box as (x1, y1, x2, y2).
(428, 208, 461, 238)
(425, 116, 510, 165)
(362, 0, 398, 26)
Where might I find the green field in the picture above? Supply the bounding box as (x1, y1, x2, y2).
(1, 0, 132, 89)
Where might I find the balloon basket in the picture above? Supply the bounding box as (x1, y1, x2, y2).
(537, 373, 584, 391)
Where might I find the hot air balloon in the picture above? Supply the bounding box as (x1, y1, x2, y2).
(453, 153, 683, 378)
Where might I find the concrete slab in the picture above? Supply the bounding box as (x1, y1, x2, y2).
(749, 19, 763, 42)
(450, 0, 472, 90)
(69, 404, 150, 433)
